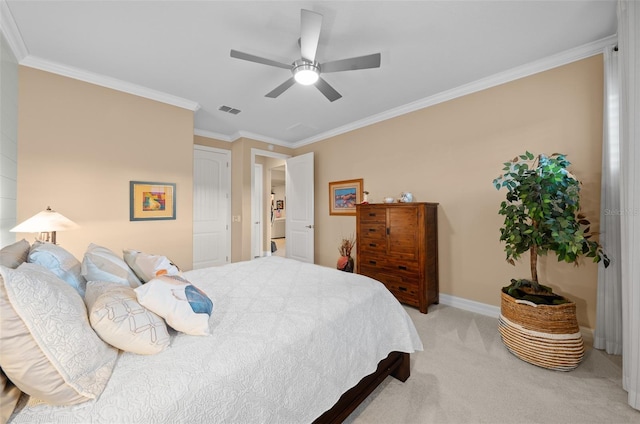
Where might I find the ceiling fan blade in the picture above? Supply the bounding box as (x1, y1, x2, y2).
(300, 9, 322, 62)
(230, 50, 291, 70)
(315, 77, 342, 102)
(321, 53, 381, 73)
(265, 77, 296, 98)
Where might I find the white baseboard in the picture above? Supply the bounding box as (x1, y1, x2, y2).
(439, 293, 595, 345)
(438, 293, 500, 318)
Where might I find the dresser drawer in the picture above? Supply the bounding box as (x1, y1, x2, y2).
(382, 260, 421, 276)
(375, 271, 418, 289)
(358, 263, 386, 279)
(359, 222, 386, 241)
(358, 208, 386, 224)
(359, 239, 385, 252)
(380, 276, 420, 306)
(359, 255, 386, 269)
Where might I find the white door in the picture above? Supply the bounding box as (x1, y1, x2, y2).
(252, 163, 263, 258)
(285, 152, 314, 263)
(193, 146, 231, 269)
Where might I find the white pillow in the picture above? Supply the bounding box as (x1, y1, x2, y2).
(135, 275, 213, 336)
(0, 263, 117, 405)
(0, 239, 30, 269)
(81, 243, 141, 288)
(28, 241, 86, 297)
(123, 249, 180, 283)
(85, 281, 170, 355)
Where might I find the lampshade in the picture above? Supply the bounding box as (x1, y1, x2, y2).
(10, 206, 79, 244)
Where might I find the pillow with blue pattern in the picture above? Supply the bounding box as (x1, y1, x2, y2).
(134, 275, 213, 336)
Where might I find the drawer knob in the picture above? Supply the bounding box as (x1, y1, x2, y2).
(399, 286, 408, 292)
(398, 265, 407, 270)
(369, 260, 377, 265)
(369, 243, 377, 247)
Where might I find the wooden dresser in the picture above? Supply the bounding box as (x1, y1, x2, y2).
(356, 202, 439, 313)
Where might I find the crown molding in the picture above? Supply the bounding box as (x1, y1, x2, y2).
(291, 34, 618, 149)
(194, 128, 292, 148)
(194, 128, 234, 142)
(237, 130, 291, 148)
(2, 0, 200, 112)
(20, 55, 201, 112)
(0, 0, 28, 60)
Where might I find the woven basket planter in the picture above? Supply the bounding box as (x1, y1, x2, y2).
(499, 291, 584, 371)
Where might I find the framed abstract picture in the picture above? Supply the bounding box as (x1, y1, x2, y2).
(129, 181, 176, 221)
(329, 179, 363, 216)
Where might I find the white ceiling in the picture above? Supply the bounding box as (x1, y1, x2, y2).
(3, 1, 617, 148)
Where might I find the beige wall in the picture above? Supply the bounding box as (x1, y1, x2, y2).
(17, 67, 195, 270)
(295, 55, 605, 328)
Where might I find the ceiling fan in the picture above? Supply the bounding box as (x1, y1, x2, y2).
(230, 9, 381, 102)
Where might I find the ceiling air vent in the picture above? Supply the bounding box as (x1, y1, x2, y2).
(218, 105, 241, 115)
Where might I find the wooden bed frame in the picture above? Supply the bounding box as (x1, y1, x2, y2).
(313, 351, 410, 424)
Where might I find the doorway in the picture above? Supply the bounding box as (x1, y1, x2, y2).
(270, 164, 286, 257)
(251, 149, 289, 259)
(251, 149, 314, 263)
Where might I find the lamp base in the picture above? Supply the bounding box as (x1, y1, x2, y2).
(37, 231, 57, 244)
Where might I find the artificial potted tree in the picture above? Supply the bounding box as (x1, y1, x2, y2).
(493, 152, 609, 371)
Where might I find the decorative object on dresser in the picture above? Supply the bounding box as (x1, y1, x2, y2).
(356, 202, 439, 313)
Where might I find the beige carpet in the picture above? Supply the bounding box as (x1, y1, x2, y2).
(345, 304, 639, 424)
(271, 238, 286, 257)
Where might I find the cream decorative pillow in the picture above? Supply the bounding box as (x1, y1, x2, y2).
(81, 243, 141, 288)
(123, 249, 181, 283)
(85, 281, 170, 355)
(135, 275, 213, 336)
(28, 241, 86, 296)
(1, 368, 22, 424)
(0, 264, 117, 405)
(0, 239, 30, 269)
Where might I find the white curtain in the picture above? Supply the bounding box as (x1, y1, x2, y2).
(617, 0, 640, 411)
(595, 46, 622, 355)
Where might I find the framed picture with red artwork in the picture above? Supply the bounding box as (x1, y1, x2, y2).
(129, 181, 176, 221)
(328, 179, 363, 216)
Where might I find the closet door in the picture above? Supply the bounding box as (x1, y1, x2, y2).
(193, 146, 231, 269)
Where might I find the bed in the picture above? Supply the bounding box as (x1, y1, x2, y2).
(1, 249, 422, 424)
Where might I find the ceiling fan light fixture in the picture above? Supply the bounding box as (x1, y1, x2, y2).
(293, 61, 319, 85)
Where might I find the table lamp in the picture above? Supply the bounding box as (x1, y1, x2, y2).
(10, 206, 79, 244)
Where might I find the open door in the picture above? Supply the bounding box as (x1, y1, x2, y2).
(285, 152, 314, 263)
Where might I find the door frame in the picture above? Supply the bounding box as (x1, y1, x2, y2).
(250, 149, 291, 258)
(252, 163, 263, 258)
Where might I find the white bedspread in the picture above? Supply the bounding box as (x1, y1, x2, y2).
(10, 257, 423, 423)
